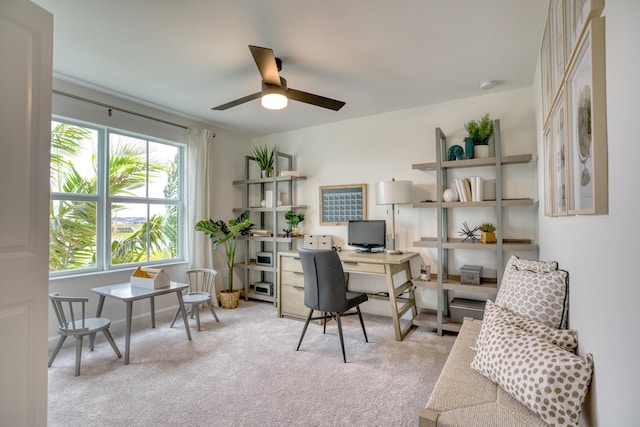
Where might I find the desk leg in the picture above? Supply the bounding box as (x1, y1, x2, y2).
(150, 296, 156, 328)
(124, 301, 133, 365)
(176, 291, 192, 341)
(385, 261, 417, 341)
(89, 295, 106, 350)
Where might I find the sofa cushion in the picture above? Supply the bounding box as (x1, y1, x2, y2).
(471, 316, 593, 427)
(496, 263, 569, 329)
(474, 300, 578, 353)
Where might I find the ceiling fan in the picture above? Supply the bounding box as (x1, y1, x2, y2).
(211, 45, 346, 111)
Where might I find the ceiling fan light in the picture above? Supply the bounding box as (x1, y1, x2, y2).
(261, 93, 288, 110)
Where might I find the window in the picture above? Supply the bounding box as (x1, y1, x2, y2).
(49, 118, 184, 275)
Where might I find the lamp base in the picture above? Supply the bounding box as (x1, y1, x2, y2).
(385, 249, 403, 255)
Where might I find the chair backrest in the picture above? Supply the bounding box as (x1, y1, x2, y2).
(298, 248, 348, 312)
(186, 268, 218, 294)
(49, 292, 89, 333)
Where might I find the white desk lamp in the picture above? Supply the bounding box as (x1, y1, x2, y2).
(375, 179, 413, 254)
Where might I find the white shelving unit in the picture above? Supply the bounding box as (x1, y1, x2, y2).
(233, 151, 306, 305)
(411, 120, 538, 334)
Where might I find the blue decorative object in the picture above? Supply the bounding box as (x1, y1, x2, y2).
(464, 137, 475, 159)
(447, 145, 465, 161)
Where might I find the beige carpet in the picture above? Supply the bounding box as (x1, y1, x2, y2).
(47, 300, 455, 427)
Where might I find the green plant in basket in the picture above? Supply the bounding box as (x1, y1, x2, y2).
(195, 210, 254, 293)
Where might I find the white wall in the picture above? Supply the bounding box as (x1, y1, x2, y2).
(253, 87, 537, 315)
(48, 79, 251, 341)
(536, 1, 639, 425)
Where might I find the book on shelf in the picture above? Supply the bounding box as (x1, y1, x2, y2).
(454, 176, 485, 202)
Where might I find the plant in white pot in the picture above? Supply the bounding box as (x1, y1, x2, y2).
(463, 113, 494, 159)
(249, 145, 279, 177)
(195, 210, 254, 308)
(284, 210, 305, 237)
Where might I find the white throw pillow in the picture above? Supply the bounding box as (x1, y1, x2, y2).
(471, 316, 593, 427)
(474, 300, 578, 352)
(496, 265, 569, 329)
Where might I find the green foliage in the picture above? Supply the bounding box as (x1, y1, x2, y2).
(479, 222, 496, 233)
(464, 113, 494, 145)
(284, 210, 305, 226)
(49, 122, 180, 272)
(195, 211, 254, 292)
(249, 145, 279, 172)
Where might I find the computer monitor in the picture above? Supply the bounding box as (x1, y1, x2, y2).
(347, 220, 386, 252)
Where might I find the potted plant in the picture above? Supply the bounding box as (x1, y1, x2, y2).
(463, 113, 494, 159)
(479, 222, 497, 244)
(284, 210, 305, 237)
(249, 145, 279, 177)
(195, 210, 254, 308)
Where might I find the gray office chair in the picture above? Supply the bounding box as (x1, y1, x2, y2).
(49, 292, 122, 376)
(296, 248, 369, 363)
(170, 268, 219, 331)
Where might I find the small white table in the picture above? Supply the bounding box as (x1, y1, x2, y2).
(91, 282, 191, 365)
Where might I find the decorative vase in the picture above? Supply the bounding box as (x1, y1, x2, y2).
(220, 289, 240, 309)
(464, 137, 475, 159)
(290, 225, 300, 237)
(261, 169, 274, 178)
(480, 231, 496, 244)
(443, 188, 459, 202)
(475, 145, 490, 159)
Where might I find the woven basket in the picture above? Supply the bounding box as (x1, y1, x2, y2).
(219, 290, 240, 309)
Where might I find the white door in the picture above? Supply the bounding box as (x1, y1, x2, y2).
(0, 1, 53, 425)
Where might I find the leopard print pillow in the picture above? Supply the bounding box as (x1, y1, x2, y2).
(474, 300, 578, 352)
(471, 315, 593, 426)
(496, 266, 569, 329)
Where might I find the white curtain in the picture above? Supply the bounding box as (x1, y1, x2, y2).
(186, 127, 215, 269)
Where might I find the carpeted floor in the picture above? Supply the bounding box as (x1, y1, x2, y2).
(47, 300, 455, 427)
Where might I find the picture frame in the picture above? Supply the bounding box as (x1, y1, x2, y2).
(564, 0, 604, 69)
(540, 19, 553, 122)
(319, 184, 367, 226)
(551, 91, 570, 216)
(565, 16, 608, 214)
(550, 0, 565, 102)
(543, 124, 554, 217)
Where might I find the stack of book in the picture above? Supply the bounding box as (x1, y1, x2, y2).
(454, 177, 484, 202)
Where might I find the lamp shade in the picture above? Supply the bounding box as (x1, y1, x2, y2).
(375, 180, 413, 205)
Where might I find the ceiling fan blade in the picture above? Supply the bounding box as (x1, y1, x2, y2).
(211, 92, 262, 111)
(249, 45, 281, 87)
(287, 88, 346, 111)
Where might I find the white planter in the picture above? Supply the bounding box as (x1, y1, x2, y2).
(474, 145, 490, 159)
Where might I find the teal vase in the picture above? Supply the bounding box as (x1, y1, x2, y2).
(464, 138, 475, 159)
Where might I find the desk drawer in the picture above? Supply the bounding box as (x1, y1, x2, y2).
(281, 270, 305, 287)
(341, 260, 386, 275)
(280, 283, 308, 318)
(280, 256, 303, 273)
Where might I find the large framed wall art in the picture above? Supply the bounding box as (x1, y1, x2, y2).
(540, 0, 607, 216)
(319, 184, 367, 226)
(565, 16, 608, 214)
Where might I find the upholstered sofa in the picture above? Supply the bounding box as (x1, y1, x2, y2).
(419, 256, 594, 427)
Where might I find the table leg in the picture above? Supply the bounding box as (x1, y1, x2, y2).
(89, 295, 106, 350)
(176, 291, 192, 341)
(124, 301, 133, 365)
(150, 296, 156, 328)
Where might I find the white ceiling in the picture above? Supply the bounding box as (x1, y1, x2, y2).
(33, 0, 548, 137)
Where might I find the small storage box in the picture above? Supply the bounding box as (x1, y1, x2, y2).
(460, 265, 483, 285)
(449, 298, 486, 323)
(303, 234, 332, 250)
(131, 266, 170, 289)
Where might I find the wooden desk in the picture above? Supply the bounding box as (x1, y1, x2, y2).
(90, 282, 191, 365)
(279, 250, 419, 341)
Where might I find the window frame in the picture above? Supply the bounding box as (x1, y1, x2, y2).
(49, 116, 186, 277)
